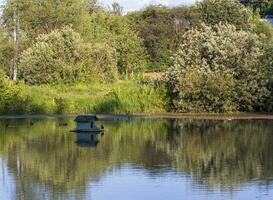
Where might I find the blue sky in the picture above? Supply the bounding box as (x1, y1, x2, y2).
(98, 0, 196, 12)
(0, 0, 196, 12)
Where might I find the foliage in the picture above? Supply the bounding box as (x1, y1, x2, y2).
(0, 0, 272, 114)
(0, 71, 25, 114)
(93, 83, 165, 114)
(240, 0, 273, 17)
(2, 0, 90, 40)
(254, 17, 273, 41)
(0, 29, 12, 75)
(0, 81, 165, 115)
(88, 10, 147, 78)
(126, 6, 191, 71)
(190, 0, 254, 31)
(86, 43, 118, 82)
(19, 26, 118, 84)
(164, 23, 272, 113)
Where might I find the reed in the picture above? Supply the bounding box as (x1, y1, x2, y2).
(0, 81, 166, 115)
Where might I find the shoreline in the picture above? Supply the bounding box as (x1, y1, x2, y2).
(0, 113, 273, 120)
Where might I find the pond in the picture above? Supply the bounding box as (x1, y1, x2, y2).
(0, 118, 273, 200)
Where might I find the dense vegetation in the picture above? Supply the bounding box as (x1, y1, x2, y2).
(0, 0, 272, 114)
(0, 81, 165, 115)
(241, 0, 273, 17)
(165, 23, 272, 112)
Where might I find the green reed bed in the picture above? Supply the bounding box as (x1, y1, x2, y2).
(0, 81, 166, 115)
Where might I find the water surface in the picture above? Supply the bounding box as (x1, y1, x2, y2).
(0, 118, 272, 200)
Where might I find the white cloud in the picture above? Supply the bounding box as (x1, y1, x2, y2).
(98, 0, 196, 13)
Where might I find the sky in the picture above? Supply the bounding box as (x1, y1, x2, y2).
(0, 0, 197, 13)
(98, 0, 196, 13)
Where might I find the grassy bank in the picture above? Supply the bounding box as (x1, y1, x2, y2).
(1, 81, 166, 115)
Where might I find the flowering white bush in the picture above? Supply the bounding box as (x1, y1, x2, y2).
(165, 23, 271, 112)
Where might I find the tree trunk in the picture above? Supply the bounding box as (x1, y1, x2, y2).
(13, 5, 19, 81)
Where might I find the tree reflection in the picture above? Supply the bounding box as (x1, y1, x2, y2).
(0, 118, 272, 198)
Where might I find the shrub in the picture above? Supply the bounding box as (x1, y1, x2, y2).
(19, 26, 119, 84)
(0, 71, 24, 114)
(164, 23, 272, 113)
(84, 43, 118, 82)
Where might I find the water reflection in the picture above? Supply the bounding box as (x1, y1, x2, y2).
(76, 132, 101, 147)
(0, 118, 272, 199)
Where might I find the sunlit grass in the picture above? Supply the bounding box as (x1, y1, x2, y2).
(12, 80, 166, 115)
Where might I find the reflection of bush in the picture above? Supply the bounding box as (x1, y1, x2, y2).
(0, 119, 273, 198)
(165, 120, 273, 189)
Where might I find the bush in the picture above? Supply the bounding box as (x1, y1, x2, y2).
(0, 72, 24, 114)
(85, 43, 118, 82)
(164, 23, 272, 113)
(19, 26, 119, 84)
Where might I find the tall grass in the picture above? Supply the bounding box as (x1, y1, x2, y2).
(0, 81, 166, 115)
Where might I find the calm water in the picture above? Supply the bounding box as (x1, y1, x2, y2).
(0, 118, 273, 200)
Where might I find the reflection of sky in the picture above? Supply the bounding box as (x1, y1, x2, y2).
(1, 159, 273, 200)
(0, 158, 16, 200)
(87, 166, 273, 200)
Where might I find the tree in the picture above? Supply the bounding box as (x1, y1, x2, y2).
(189, 0, 273, 43)
(2, 0, 93, 80)
(88, 10, 147, 78)
(0, 25, 28, 80)
(240, 0, 273, 17)
(85, 0, 101, 14)
(126, 6, 191, 71)
(111, 2, 123, 16)
(0, 28, 13, 77)
(190, 0, 254, 31)
(2, 0, 90, 40)
(19, 27, 118, 84)
(164, 23, 272, 113)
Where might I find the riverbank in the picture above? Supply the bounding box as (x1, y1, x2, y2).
(2, 81, 273, 117)
(1, 113, 273, 120)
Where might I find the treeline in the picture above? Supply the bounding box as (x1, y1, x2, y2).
(0, 0, 147, 83)
(0, 0, 273, 113)
(0, 0, 194, 81)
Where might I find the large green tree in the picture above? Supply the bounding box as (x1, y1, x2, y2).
(126, 5, 191, 71)
(2, 0, 90, 39)
(190, 0, 254, 30)
(88, 10, 147, 78)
